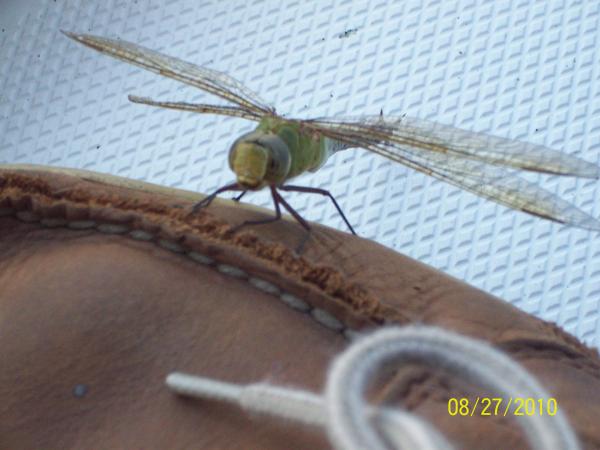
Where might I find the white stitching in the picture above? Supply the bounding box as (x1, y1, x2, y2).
(249, 277, 280, 295)
(97, 223, 129, 234)
(68, 220, 96, 229)
(312, 308, 344, 331)
(187, 251, 214, 265)
(279, 293, 310, 312)
(16, 211, 40, 222)
(129, 230, 153, 241)
(158, 239, 185, 253)
(41, 218, 68, 227)
(6, 209, 352, 336)
(343, 329, 361, 341)
(217, 264, 247, 279)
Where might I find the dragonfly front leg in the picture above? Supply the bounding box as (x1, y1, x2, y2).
(195, 185, 314, 253)
(278, 185, 356, 235)
(272, 188, 312, 233)
(272, 188, 313, 254)
(191, 181, 242, 213)
(231, 186, 282, 231)
(232, 190, 248, 202)
(229, 187, 311, 254)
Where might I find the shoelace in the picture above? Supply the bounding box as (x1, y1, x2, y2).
(166, 325, 580, 450)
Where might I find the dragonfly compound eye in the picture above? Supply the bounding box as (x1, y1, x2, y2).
(256, 134, 291, 184)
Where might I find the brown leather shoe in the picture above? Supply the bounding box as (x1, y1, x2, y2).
(1, 165, 599, 449)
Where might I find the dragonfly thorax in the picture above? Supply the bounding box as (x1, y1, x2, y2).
(228, 131, 291, 189)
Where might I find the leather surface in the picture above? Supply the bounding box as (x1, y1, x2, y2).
(1, 166, 600, 449)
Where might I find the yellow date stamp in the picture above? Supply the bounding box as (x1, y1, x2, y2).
(447, 397, 558, 417)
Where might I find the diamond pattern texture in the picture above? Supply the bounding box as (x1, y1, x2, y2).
(1, 0, 599, 347)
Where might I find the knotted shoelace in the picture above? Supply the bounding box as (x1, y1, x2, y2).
(166, 325, 580, 450)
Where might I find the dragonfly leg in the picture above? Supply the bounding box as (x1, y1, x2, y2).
(272, 188, 312, 233)
(231, 186, 282, 231)
(272, 188, 313, 254)
(191, 181, 242, 213)
(279, 185, 356, 235)
(232, 190, 248, 202)
(227, 187, 311, 253)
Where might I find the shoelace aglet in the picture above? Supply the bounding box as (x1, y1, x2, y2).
(166, 372, 242, 403)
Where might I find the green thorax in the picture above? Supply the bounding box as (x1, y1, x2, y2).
(256, 116, 328, 179)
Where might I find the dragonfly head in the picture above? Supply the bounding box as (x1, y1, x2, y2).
(229, 133, 291, 189)
(229, 140, 269, 189)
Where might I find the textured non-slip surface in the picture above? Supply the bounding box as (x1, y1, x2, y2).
(1, 1, 599, 346)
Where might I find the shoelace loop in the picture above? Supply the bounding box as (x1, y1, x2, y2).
(167, 325, 580, 450)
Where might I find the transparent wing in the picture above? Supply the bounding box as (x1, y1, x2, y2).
(307, 115, 600, 178)
(303, 118, 600, 230)
(413, 151, 600, 231)
(62, 31, 274, 116)
(128, 95, 262, 121)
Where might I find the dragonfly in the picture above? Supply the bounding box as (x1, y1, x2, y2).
(63, 31, 600, 235)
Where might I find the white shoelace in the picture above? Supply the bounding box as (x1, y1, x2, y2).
(166, 325, 580, 450)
